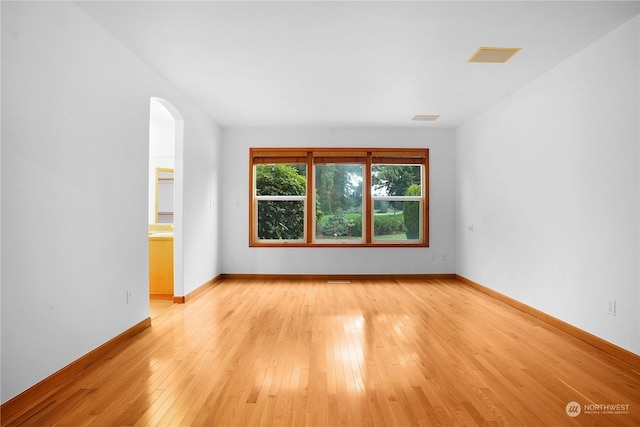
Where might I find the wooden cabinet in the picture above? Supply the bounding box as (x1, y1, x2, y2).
(149, 236, 173, 299)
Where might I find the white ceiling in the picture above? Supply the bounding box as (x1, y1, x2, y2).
(77, 1, 640, 128)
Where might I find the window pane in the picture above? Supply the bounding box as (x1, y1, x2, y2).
(255, 164, 306, 241)
(257, 200, 305, 240)
(315, 164, 363, 241)
(373, 201, 421, 241)
(256, 164, 306, 196)
(371, 164, 422, 197)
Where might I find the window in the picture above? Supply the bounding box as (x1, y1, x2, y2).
(250, 148, 428, 247)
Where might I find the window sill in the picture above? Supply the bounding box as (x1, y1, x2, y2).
(250, 242, 429, 248)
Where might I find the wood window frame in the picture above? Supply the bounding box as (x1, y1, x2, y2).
(250, 147, 429, 247)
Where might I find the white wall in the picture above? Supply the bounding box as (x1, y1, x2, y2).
(456, 16, 640, 355)
(182, 104, 221, 295)
(221, 127, 456, 275)
(0, 1, 221, 403)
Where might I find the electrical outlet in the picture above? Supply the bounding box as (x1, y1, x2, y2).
(607, 298, 616, 316)
(431, 254, 437, 262)
(127, 290, 133, 304)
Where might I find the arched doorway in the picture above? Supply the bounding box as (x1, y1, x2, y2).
(148, 97, 184, 307)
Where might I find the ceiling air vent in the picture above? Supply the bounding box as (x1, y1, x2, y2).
(468, 47, 521, 63)
(412, 114, 440, 122)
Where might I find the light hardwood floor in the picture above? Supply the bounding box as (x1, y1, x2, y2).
(5, 278, 640, 426)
